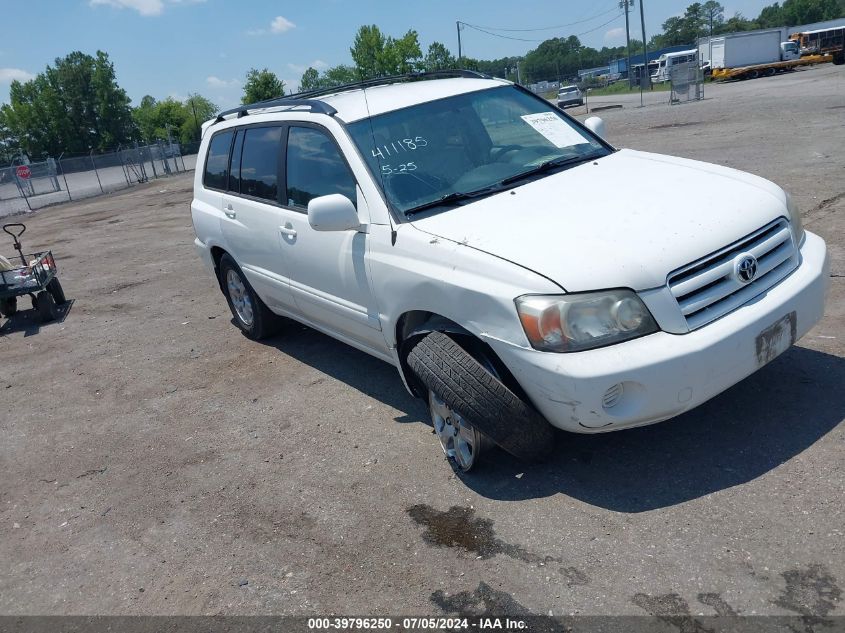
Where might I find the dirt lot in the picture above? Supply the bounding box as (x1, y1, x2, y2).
(1, 64, 843, 620)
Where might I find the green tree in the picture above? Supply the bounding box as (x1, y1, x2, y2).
(242, 68, 285, 104)
(350, 25, 423, 78)
(424, 42, 456, 71)
(321, 65, 357, 87)
(702, 1, 725, 36)
(181, 94, 217, 142)
(351, 25, 388, 78)
(299, 67, 321, 91)
(388, 30, 423, 74)
(716, 12, 757, 33)
(1, 50, 135, 158)
(780, 0, 843, 24)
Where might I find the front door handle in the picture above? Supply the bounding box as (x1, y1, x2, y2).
(224, 204, 236, 219)
(279, 225, 297, 238)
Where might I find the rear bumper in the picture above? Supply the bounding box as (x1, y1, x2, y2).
(487, 231, 829, 433)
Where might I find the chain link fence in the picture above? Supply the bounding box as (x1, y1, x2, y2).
(0, 141, 188, 217)
(670, 61, 705, 104)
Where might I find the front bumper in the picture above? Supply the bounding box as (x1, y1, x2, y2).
(486, 231, 829, 433)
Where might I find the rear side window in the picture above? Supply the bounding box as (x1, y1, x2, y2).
(240, 126, 282, 202)
(286, 127, 356, 209)
(228, 130, 244, 193)
(203, 131, 233, 190)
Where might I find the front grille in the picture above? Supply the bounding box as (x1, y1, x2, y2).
(668, 218, 798, 330)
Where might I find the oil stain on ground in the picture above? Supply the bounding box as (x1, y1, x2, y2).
(407, 504, 560, 565)
(431, 581, 532, 616)
(631, 593, 713, 633)
(773, 563, 841, 624)
(697, 592, 738, 617)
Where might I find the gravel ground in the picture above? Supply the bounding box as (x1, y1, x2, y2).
(1, 64, 843, 620)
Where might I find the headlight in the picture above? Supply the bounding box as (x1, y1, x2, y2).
(515, 290, 659, 353)
(785, 191, 805, 246)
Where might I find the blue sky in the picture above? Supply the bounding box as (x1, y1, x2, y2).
(0, 0, 771, 109)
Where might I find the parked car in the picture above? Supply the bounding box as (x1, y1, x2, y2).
(191, 71, 829, 473)
(556, 85, 584, 108)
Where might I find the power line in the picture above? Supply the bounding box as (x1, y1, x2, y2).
(461, 5, 620, 33)
(460, 13, 625, 43)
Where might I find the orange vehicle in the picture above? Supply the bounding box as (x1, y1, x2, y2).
(790, 27, 845, 64)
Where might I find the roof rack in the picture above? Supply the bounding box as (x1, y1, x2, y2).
(288, 69, 490, 101)
(214, 69, 490, 123)
(215, 98, 337, 123)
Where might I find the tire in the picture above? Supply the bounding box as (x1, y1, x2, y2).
(748, 69, 760, 79)
(47, 278, 66, 305)
(407, 331, 554, 462)
(218, 254, 280, 340)
(0, 297, 17, 317)
(35, 291, 58, 323)
(833, 53, 845, 66)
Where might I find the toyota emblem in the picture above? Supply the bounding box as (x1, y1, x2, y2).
(734, 253, 758, 284)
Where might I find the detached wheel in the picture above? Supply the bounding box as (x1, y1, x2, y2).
(407, 331, 554, 466)
(47, 278, 66, 305)
(219, 254, 279, 340)
(0, 297, 17, 317)
(35, 291, 58, 322)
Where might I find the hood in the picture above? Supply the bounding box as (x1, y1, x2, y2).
(410, 149, 788, 291)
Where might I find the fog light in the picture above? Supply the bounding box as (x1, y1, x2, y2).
(602, 383, 624, 409)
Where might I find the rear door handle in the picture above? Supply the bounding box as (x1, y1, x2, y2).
(224, 203, 236, 219)
(279, 225, 297, 237)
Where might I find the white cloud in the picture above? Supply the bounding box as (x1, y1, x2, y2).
(206, 76, 239, 88)
(270, 16, 296, 33)
(0, 68, 35, 83)
(89, 0, 206, 16)
(90, 0, 164, 16)
(287, 59, 329, 74)
(604, 27, 626, 43)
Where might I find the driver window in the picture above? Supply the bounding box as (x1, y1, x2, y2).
(286, 127, 356, 209)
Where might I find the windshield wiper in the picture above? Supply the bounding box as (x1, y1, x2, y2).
(500, 153, 601, 187)
(404, 187, 500, 217)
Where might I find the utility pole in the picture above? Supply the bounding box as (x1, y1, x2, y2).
(639, 0, 650, 103)
(456, 21, 463, 63)
(708, 9, 714, 66)
(621, 0, 633, 87)
(516, 59, 521, 85)
(189, 96, 200, 142)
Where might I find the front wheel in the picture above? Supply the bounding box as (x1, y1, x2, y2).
(407, 331, 554, 466)
(218, 254, 280, 340)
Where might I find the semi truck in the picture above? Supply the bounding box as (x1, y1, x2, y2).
(702, 29, 832, 80)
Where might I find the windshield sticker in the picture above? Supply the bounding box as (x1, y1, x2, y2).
(520, 113, 585, 148)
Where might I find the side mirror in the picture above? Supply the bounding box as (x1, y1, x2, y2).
(584, 116, 606, 140)
(307, 194, 361, 232)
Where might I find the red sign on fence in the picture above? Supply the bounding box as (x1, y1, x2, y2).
(16, 165, 31, 180)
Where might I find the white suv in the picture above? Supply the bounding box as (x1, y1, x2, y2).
(191, 71, 829, 472)
(557, 85, 583, 108)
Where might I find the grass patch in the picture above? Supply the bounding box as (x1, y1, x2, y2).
(586, 81, 672, 97)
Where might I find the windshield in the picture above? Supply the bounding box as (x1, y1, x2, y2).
(346, 86, 608, 216)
